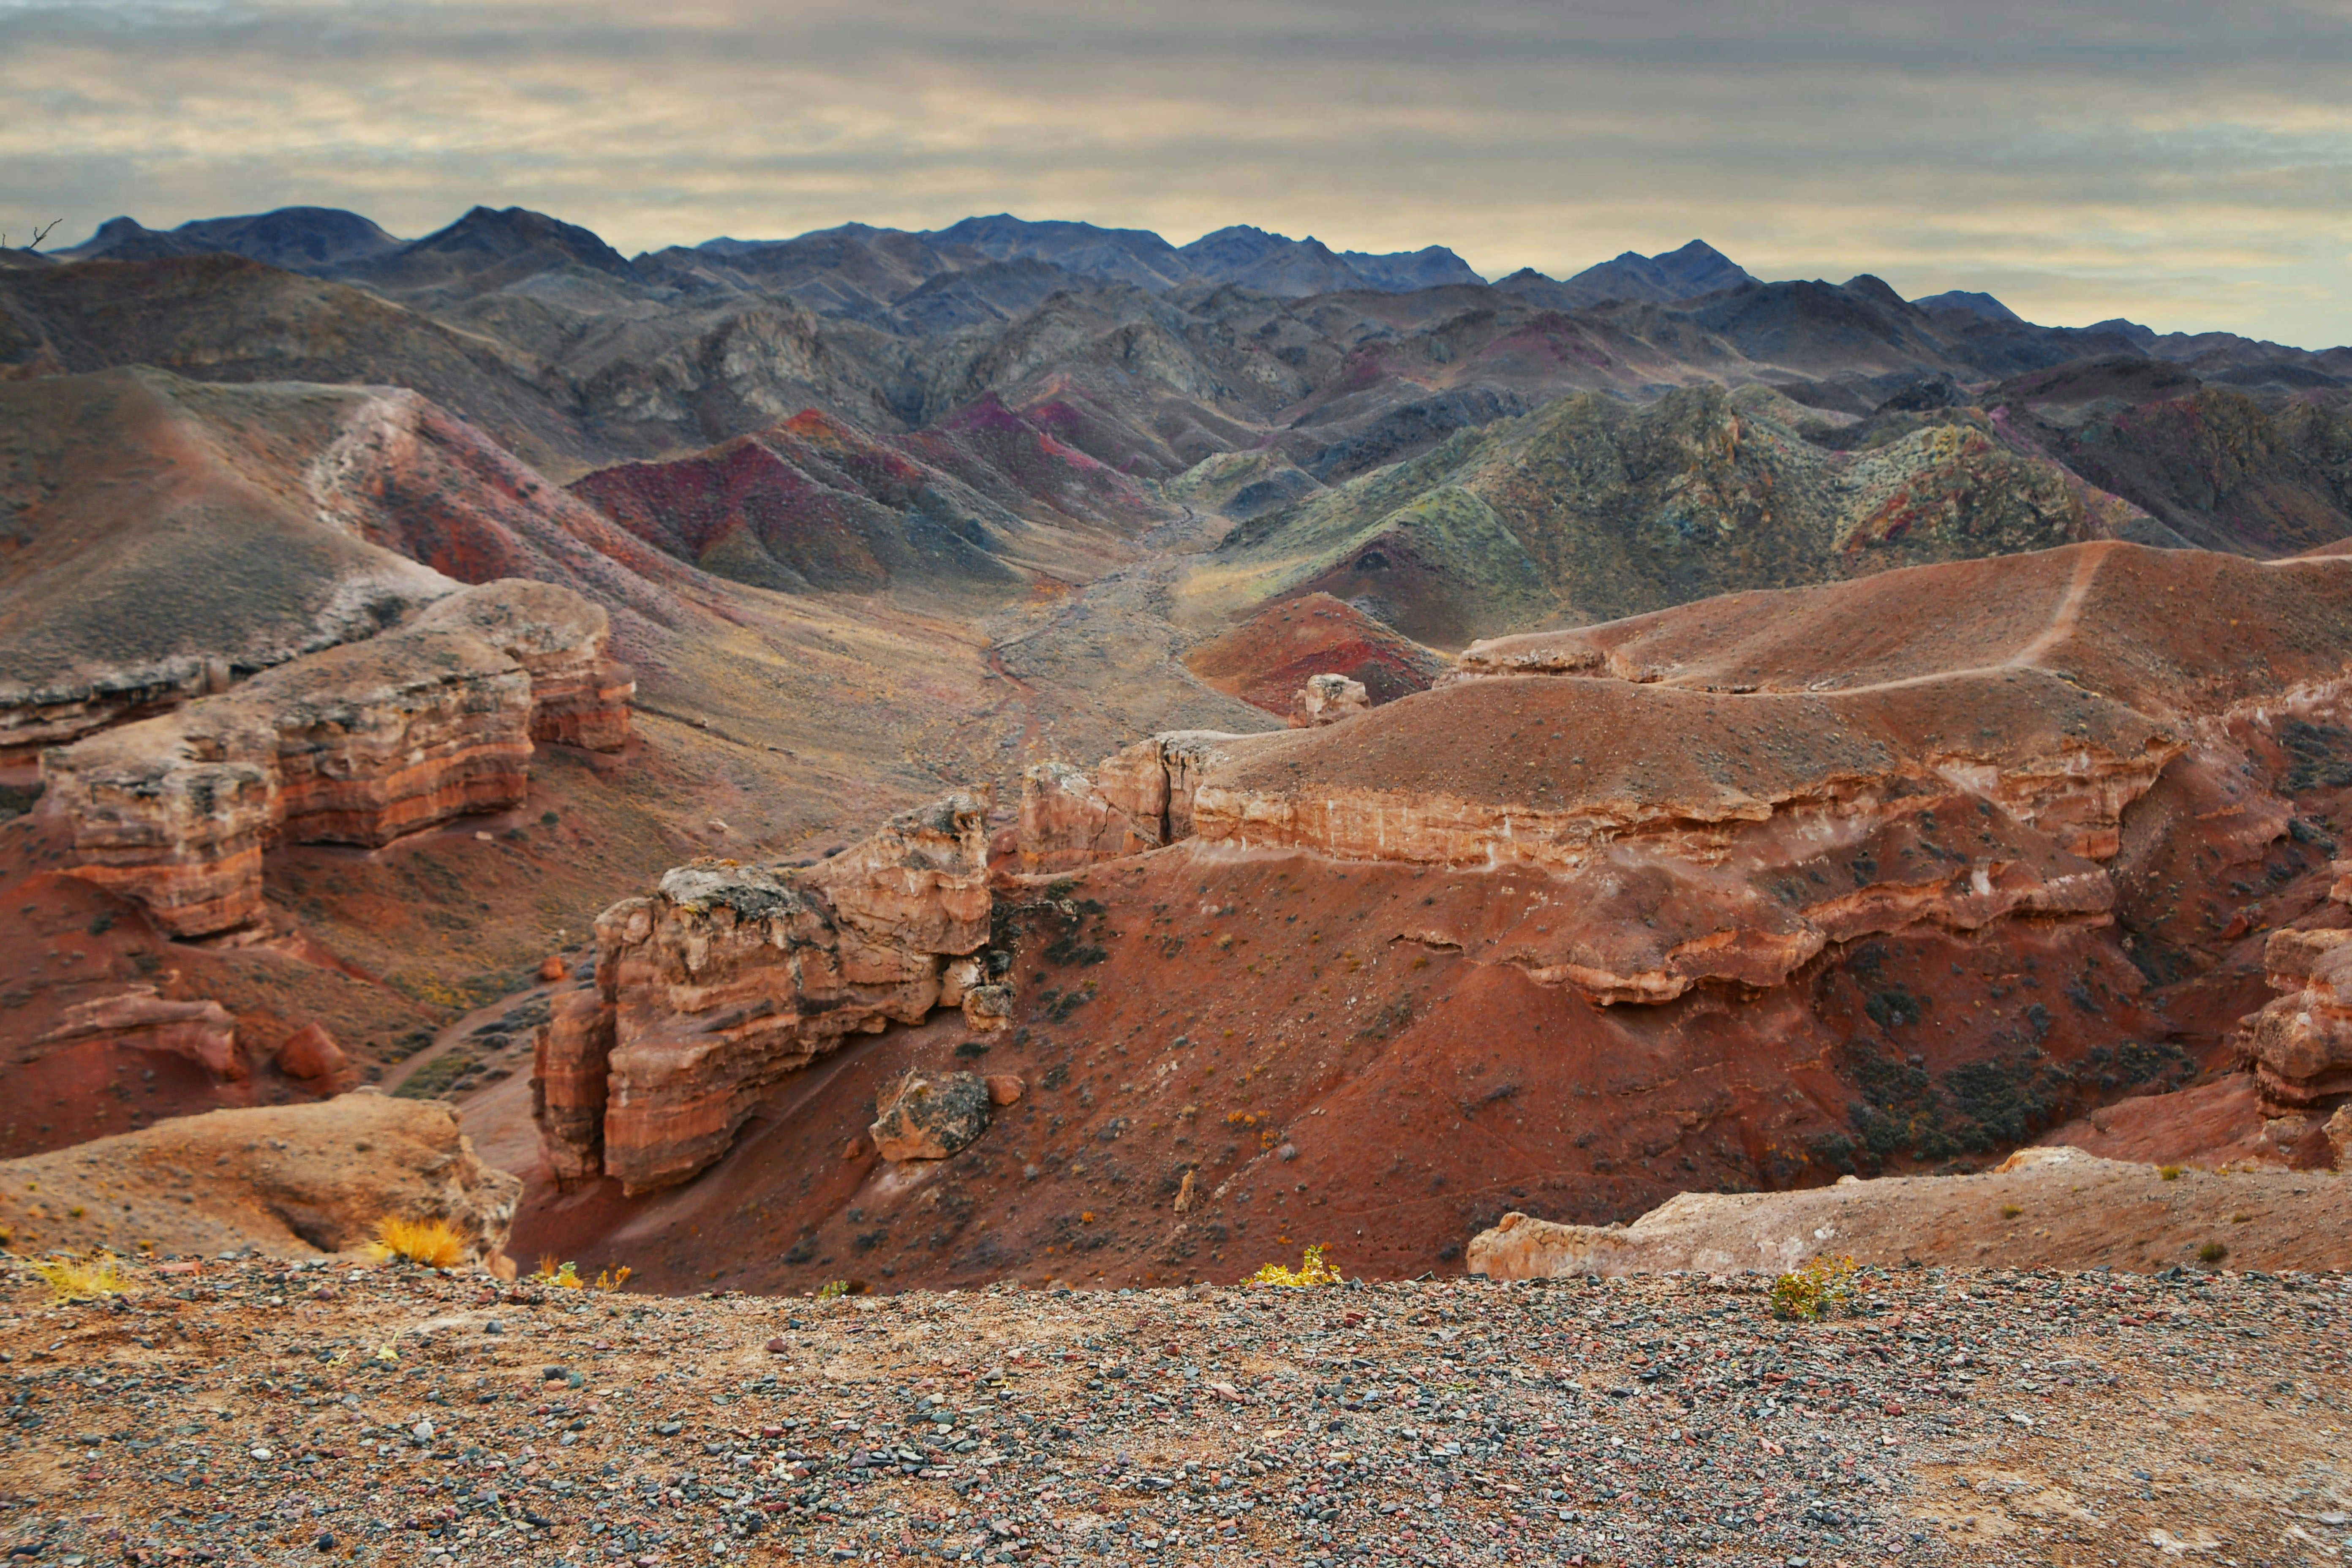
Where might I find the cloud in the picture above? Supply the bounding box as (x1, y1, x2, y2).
(3, 0, 2349, 343)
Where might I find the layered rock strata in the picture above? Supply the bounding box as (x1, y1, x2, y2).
(38, 988, 245, 1081)
(2239, 871, 2352, 1115)
(40, 580, 630, 938)
(1014, 669, 2175, 1005)
(536, 793, 992, 1193)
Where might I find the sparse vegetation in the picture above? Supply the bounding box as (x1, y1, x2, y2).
(1998, 1204, 2023, 1219)
(1248, 1244, 1342, 1288)
(1771, 1254, 1859, 1322)
(531, 1256, 632, 1291)
(814, 1278, 868, 1299)
(25, 1252, 125, 1302)
(2160, 1165, 2183, 1181)
(2197, 1240, 2228, 1266)
(368, 1216, 466, 1268)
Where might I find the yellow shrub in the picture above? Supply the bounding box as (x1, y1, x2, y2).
(531, 1258, 632, 1292)
(1248, 1244, 1342, 1288)
(368, 1217, 467, 1269)
(28, 1252, 126, 1302)
(1772, 1254, 1860, 1321)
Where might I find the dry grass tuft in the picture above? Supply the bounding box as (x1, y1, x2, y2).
(368, 1217, 467, 1269)
(27, 1252, 127, 1302)
(1248, 1244, 1342, 1288)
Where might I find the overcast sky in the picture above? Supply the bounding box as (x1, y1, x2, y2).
(5, 0, 2351, 344)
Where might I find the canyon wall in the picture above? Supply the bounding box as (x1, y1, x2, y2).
(534, 792, 996, 1194)
(41, 580, 631, 938)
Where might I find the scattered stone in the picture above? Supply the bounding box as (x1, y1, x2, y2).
(870, 1072, 993, 1162)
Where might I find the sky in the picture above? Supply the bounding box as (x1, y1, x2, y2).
(5, 0, 2352, 345)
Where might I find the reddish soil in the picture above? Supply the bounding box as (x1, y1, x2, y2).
(1184, 593, 1448, 714)
(506, 844, 2197, 1296)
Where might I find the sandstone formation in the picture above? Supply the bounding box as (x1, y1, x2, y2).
(1015, 760, 1162, 873)
(0, 1092, 519, 1265)
(2240, 924, 2352, 1116)
(1464, 1146, 2352, 1279)
(1288, 672, 1369, 727)
(38, 988, 245, 1082)
(39, 580, 631, 938)
(869, 1071, 994, 1162)
(534, 792, 991, 1193)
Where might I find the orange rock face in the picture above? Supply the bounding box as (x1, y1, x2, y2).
(40, 581, 630, 939)
(2241, 920, 2352, 1114)
(272, 1022, 349, 1084)
(39, 988, 245, 1082)
(536, 792, 992, 1194)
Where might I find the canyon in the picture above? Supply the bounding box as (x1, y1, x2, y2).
(3, 204, 2352, 1300)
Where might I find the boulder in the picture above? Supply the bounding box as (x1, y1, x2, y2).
(984, 1074, 1026, 1106)
(869, 1072, 993, 1162)
(273, 1022, 349, 1083)
(1288, 672, 1369, 727)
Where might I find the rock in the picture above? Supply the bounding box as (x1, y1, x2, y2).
(869, 1072, 993, 1162)
(1465, 1146, 2352, 1278)
(536, 792, 992, 1193)
(2239, 925, 2352, 1115)
(1015, 762, 1161, 872)
(0, 1093, 519, 1261)
(2328, 1104, 2352, 1172)
(961, 983, 1015, 1032)
(539, 955, 568, 983)
(41, 580, 631, 938)
(983, 1074, 1026, 1106)
(1288, 672, 1369, 727)
(39, 988, 245, 1081)
(273, 1022, 348, 1083)
(530, 986, 613, 1185)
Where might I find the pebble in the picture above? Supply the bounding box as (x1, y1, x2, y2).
(0, 1260, 2345, 1566)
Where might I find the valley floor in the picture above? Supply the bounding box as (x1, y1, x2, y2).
(2, 1258, 2345, 1567)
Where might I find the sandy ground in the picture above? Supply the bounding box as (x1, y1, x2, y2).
(1, 1257, 2345, 1567)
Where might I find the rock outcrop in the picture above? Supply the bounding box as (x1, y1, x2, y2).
(869, 1071, 993, 1162)
(1465, 1146, 2352, 1278)
(40, 581, 630, 938)
(535, 792, 992, 1193)
(1015, 760, 1162, 873)
(38, 988, 245, 1081)
(2240, 879, 2352, 1116)
(0, 1092, 520, 1264)
(1288, 672, 1369, 727)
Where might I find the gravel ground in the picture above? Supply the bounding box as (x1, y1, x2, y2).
(2, 1259, 2347, 1567)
